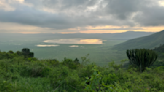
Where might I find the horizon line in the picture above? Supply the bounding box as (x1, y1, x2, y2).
(0, 30, 157, 34)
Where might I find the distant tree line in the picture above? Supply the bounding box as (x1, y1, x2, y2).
(154, 44, 164, 53)
(0, 48, 34, 60)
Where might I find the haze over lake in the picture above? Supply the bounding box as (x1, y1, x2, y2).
(43, 39, 103, 44)
(0, 32, 154, 66)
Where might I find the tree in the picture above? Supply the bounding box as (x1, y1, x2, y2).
(16, 51, 22, 55)
(126, 49, 157, 73)
(74, 58, 80, 64)
(8, 50, 14, 54)
(22, 48, 34, 58)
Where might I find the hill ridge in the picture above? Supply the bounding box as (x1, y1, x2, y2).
(113, 30, 164, 50)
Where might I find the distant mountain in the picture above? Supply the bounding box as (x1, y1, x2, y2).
(113, 30, 164, 50)
(108, 31, 154, 39)
(0, 31, 154, 41)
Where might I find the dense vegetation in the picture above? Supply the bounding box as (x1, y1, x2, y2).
(152, 44, 164, 67)
(0, 48, 164, 92)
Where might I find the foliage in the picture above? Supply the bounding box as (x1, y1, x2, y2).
(22, 48, 34, 58)
(126, 49, 158, 73)
(1, 49, 164, 91)
(81, 54, 91, 66)
(61, 58, 80, 69)
(20, 61, 51, 77)
(0, 49, 35, 60)
(154, 44, 164, 53)
(82, 65, 130, 92)
(0, 80, 18, 92)
(44, 59, 60, 67)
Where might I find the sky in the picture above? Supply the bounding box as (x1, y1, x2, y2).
(0, 0, 164, 34)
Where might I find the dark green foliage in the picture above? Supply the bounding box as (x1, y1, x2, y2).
(0, 51, 18, 60)
(20, 62, 51, 77)
(154, 66, 164, 71)
(74, 58, 80, 64)
(0, 80, 18, 92)
(22, 48, 34, 58)
(154, 44, 164, 53)
(77, 63, 96, 78)
(44, 59, 60, 67)
(29, 52, 34, 57)
(27, 57, 38, 61)
(61, 58, 80, 69)
(127, 49, 158, 72)
(16, 51, 22, 55)
(8, 50, 14, 54)
(153, 44, 164, 60)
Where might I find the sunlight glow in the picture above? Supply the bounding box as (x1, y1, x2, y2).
(44, 39, 103, 44)
(36, 44, 59, 47)
(80, 30, 127, 33)
(158, 1, 164, 6)
(69, 45, 79, 47)
(15, 0, 24, 3)
(80, 39, 103, 44)
(0, 22, 163, 34)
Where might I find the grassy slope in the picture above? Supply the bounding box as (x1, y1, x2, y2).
(113, 30, 164, 50)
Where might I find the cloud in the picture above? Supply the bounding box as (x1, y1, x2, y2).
(133, 6, 164, 26)
(0, 0, 15, 11)
(87, 27, 143, 30)
(0, 0, 164, 33)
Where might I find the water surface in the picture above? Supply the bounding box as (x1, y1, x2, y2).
(43, 39, 103, 44)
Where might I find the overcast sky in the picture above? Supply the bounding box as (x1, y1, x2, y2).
(0, 0, 164, 34)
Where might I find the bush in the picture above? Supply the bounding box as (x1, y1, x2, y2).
(20, 62, 51, 77)
(61, 58, 79, 69)
(0, 80, 18, 92)
(82, 65, 130, 92)
(154, 66, 164, 73)
(45, 59, 60, 67)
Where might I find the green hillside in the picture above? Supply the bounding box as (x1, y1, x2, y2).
(144, 44, 164, 69)
(113, 30, 164, 50)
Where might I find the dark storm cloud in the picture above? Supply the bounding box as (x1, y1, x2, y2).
(42, 0, 97, 9)
(133, 5, 164, 26)
(0, 6, 75, 29)
(104, 0, 164, 26)
(0, 0, 164, 31)
(103, 0, 159, 20)
(0, 4, 133, 29)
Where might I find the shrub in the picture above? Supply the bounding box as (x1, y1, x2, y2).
(0, 80, 18, 92)
(45, 59, 60, 67)
(20, 62, 51, 77)
(61, 58, 79, 69)
(82, 65, 130, 92)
